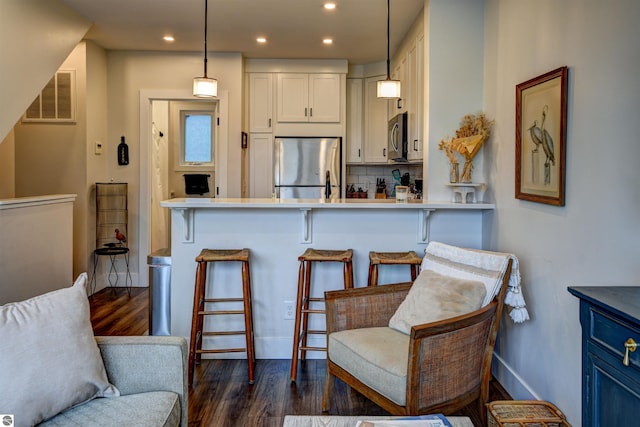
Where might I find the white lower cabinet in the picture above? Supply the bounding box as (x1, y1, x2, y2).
(249, 133, 273, 198)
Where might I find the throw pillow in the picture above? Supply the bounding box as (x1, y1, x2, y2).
(0, 273, 119, 427)
(389, 269, 486, 335)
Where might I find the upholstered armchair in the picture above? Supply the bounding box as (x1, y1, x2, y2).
(322, 242, 516, 426)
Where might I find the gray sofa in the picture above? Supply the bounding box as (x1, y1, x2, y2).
(39, 336, 188, 427)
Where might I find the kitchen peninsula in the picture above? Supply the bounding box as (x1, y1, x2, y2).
(161, 197, 494, 358)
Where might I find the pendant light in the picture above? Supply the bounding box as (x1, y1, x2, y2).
(377, 0, 401, 99)
(193, 0, 218, 97)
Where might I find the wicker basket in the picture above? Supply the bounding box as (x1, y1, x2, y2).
(487, 400, 570, 427)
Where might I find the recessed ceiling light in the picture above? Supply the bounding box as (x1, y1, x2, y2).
(256, 37, 267, 43)
(323, 38, 333, 45)
(324, 3, 336, 10)
(163, 35, 175, 42)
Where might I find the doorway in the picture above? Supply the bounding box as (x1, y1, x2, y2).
(149, 99, 217, 253)
(139, 89, 228, 287)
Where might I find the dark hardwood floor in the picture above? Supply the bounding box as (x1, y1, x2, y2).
(90, 287, 511, 427)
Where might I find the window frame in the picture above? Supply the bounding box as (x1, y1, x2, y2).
(179, 110, 215, 168)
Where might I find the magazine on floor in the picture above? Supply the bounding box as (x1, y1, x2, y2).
(355, 414, 453, 427)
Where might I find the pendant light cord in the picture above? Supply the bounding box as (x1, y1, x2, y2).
(386, 0, 391, 79)
(203, 0, 208, 77)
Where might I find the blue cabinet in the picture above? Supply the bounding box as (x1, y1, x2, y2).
(568, 287, 640, 427)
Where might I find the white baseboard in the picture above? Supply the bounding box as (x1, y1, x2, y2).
(492, 352, 539, 399)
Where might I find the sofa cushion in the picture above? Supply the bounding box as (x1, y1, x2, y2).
(389, 269, 486, 335)
(0, 273, 119, 427)
(38, 391, 181, 427)
(328, 326, 409, 406)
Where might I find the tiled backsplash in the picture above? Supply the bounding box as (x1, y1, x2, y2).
(346, 164, 423, 198)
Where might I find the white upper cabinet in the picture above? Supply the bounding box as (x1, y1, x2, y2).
(277, 73, 340, 123)
(249, 73, 273, 133)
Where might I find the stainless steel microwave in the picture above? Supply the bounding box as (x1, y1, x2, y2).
(388, 112, 408, 162)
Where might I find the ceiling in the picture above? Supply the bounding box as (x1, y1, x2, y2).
(61, 0, 425, 65)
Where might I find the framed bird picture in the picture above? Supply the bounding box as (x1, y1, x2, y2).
(515, 66, 568, 206)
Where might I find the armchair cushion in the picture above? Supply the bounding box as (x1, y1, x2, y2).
(389, 270, 486, 335)
(0, 273, 119, 427)
(329, 326, 409, 406)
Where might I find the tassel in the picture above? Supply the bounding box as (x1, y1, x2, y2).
(505, 286, 526, 308)
(509, 307, 530, 323)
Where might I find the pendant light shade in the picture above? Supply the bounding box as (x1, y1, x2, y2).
(193, 0, 218, 97)
(377, 0, 401, 99)
(193, 77, 217, 98)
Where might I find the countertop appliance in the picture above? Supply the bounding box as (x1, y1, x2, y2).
(388, 112, 408, 162)
(274, 137, 341, 199)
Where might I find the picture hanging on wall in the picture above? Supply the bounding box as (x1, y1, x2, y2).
(515, 66, 568, 206)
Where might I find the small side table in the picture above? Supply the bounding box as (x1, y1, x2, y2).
(90, 246, 132, 295)
(446, 183, 486, 204)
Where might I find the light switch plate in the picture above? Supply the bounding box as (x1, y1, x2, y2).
(95, 141, 103, 155)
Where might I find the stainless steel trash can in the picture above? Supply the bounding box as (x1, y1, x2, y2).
(147, 248, 171, 336)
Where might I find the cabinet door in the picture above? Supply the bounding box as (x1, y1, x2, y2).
(277, 73, 308, 122)
(346, 78, 363, 163)
(416, 33, 425, 161)
(249, 134, 274, 198)
(586, 347, 640, 426)
(309, 74, 340, 122)
(364, 76, 388, 163)
(406, 38, 422, 162)
(249, 73, 273, 133)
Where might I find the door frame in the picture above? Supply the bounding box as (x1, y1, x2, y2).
(138, 89, 228, 286)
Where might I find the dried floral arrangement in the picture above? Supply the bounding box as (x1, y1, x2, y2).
(438, 112, 495, 182)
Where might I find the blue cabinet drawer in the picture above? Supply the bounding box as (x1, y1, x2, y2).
(590, 306, 640, 365)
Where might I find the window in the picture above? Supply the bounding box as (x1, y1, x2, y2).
(23, 70, 76, 122)
(181, 111, 215, 166)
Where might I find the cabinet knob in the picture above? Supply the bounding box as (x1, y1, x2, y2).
(623, 338, 637, 366)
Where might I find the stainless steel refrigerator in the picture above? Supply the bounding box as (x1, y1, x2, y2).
(273, 137, 341, 199)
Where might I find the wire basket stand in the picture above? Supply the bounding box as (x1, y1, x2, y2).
(89, 182, 132, 295)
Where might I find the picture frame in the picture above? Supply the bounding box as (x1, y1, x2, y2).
(515, 66, 568, 206)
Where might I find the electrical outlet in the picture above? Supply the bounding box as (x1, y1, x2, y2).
(284, 301, 294, 320)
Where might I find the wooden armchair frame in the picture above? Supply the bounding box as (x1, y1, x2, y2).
(322, 260, 513, 425)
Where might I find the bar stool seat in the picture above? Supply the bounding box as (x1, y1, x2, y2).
(189, 248, 255, 386)
(367, 250, 422, 286)
(290, 248, 354, 382)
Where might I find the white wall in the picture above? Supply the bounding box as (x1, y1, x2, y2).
(425, 0, 486, 201)
(14, 43, 92, 279)
(0, 131, 15, 198)
(484, 1, 640, 425)
(0, 0, 90, 141)
(106, 51, 244, 279)
(0, 197, 75, 304)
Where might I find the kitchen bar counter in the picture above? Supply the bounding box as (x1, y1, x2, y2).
(161, 197, 494, 358)
(161, 197, 495, 210)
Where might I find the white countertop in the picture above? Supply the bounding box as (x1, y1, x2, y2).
(160, 197, 495, 210)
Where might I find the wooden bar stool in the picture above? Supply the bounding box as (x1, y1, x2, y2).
(188, 248, 255, 386)
(367, 251, 422, 286)
(290, 248, 354, 382)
